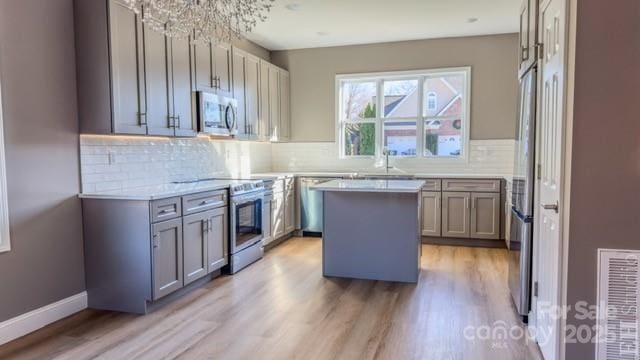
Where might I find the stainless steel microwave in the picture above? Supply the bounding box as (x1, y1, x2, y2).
(197, 91, 238, 136)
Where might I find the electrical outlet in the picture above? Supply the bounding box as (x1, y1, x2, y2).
(108, 152, 116, 165)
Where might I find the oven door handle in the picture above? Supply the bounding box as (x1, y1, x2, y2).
(232, 196, 263, 206)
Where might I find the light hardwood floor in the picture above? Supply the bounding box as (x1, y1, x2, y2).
(0, 237, 542, 360)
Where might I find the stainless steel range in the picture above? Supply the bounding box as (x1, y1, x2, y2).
(228, 180, 265, 274)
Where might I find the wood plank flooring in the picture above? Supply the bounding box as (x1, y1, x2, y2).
(0, 237, 543, 360)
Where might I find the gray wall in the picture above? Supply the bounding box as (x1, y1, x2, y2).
(565, 0, 640, 358)
(271, 34, 519, 142)
(0, 0, 85, 322)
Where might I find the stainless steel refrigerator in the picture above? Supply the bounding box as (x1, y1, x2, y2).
(508, 64, 537, 321)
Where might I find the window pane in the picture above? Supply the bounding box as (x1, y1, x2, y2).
(383, 79, 418, 118)
(424, 118, 462, 157)
(341, 81, 376, 120)
(384, 121, 417, 156)
(344, 123, 376, 156)
(424, 74, 465, 117)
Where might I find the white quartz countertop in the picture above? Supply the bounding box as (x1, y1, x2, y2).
(251, 171, 508, 180)
(311, 179, 426, 193)
(79, 180, 235, 200)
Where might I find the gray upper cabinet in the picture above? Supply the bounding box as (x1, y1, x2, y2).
(213, 43, 233, 96)
(151, 218, 184, 300)
(259, 60, 271, 140)
(470, 192, 501, 240)
(194, 42, 214, 90)
(75, 0, 195, 137)
(206, 207, 228, 272)
(421, 191, 442, 237)
(182, 212, 209, 285)
(442, 192, 471, 238)
(278, 70, 291, 141)
(518, 0, 538, 76)
(268, 65, 280, 139)
(232, 48, 247, 137)
(170, 37, 197, 137)
(144, 26, 173, 136)
(245, 53, 261, 139)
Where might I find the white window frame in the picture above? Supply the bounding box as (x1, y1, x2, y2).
(0, 72, 10, 253)
(336, 67, 471, 162)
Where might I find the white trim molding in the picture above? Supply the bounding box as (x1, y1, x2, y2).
(0, 69, 10, 253)
(0, 292, 87, 346)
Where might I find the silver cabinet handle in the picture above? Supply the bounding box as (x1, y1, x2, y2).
(542, 202, 559, 213)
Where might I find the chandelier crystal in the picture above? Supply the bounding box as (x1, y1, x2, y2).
(117, 0, 274, 43)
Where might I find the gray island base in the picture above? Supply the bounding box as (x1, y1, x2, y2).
(312, 180, 425, 283)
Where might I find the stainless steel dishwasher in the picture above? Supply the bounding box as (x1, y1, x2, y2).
(300, 177, 339, 235)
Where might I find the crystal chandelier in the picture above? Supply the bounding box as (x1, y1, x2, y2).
(117, 0, 274, 43)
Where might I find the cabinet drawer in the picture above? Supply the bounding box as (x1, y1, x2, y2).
(151, 197, 182, 223)
(442, 179, 501, 193)
(420, 179, 442, 191)
(182, 190, 228, 215)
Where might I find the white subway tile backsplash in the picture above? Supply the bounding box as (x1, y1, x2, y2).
(80, 134, 514, 193)
(270, 139, 515, 176)
(80, 135, 272, 192)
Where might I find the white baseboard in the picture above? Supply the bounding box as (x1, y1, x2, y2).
(0, 291, 87, 346)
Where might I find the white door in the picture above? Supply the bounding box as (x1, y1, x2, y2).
(535, 0, 567, 358)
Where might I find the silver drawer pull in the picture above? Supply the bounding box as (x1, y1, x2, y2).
(159, 209, 173, 214)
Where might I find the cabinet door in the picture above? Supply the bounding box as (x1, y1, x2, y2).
(170, 37, 196, 137)
(194, 42, 213, 90)
(259, 60, 271, 140)
(470, 192, 501, 240)
(182, 212, 208, 285)
(245, 54, 260, 138)
(518, 0, 537, 76)
(442, 192, 470, 238)
(109, 0, 147, 135)
(284, 188, 295, 234)
(151, 218, 183, 300)
(272, 192, 285, 239)
(207, 207, 228, 272)
(213, 43, 232, 96)
(231, 48, 247, 137)
(262, 198, 273, 245)
(278, 69, 291, 141)
(268, 66, 280, 139)
(421, 191, 442, 237)
(143, 26, 173, 136)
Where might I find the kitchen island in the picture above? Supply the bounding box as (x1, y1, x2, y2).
(312, 179, 425, 283)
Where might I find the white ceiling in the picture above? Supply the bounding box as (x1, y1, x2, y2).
(245, 0, 520, 51)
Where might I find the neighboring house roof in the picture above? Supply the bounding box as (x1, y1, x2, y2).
(383, 77, 462, 118)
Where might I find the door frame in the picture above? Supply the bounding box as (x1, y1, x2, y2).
(529, 0, 577, 359)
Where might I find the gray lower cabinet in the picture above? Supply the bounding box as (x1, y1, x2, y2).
(206, 207, 228, 272)
(263, 194, 274, 245)
(470, 192, 501, 240)
(421, 191, 442, 237)
(284, 187, 295, 234)
(82, 189, 229, 314)
(442, 192, 471, 238)
(182, 212, 209, 285)
(151, 218, 184, 300)
(272, 191, 285, 239)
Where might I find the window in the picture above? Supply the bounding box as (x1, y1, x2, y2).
(426, 92, 438, 111)
(0, 76, 9, 253)
(337, 67, 470, 159)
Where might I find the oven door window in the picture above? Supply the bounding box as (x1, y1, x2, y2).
(235, 199, 262, 248)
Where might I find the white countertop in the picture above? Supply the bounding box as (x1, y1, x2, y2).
(251, 171, 508, 180)
(79, 180, 235, 200)
(311, 179, 426, 193)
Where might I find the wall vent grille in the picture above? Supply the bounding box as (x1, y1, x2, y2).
(597, 249, 640, 360)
